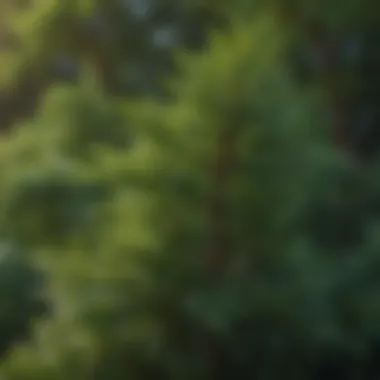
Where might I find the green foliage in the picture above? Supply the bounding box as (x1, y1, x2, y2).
(0, 242, 45, 358)
(0, 11, 331, 378)
(0, 1, 379, 379)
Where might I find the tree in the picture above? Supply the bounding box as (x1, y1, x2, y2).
(1, 1, 380, 379)
(0, 0, 226, 130)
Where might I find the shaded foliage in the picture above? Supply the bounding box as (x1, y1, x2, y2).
(0, 1, 379, 379)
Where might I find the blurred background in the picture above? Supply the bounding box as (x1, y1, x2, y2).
(0, 0, 379, 379)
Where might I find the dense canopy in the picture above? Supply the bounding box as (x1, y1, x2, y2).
(0, 1, 379, 379)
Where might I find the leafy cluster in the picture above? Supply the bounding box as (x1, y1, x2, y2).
(0, 1, 379, 379)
